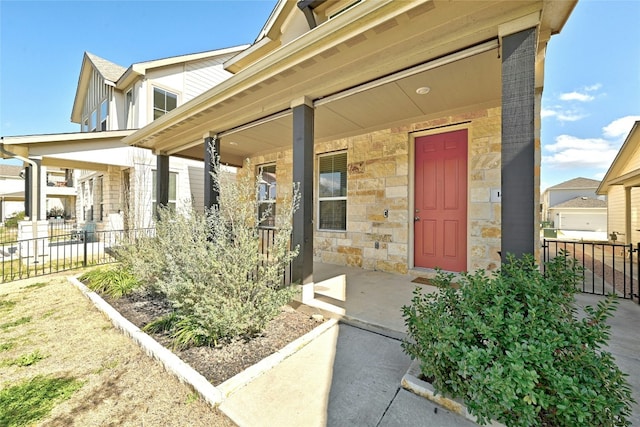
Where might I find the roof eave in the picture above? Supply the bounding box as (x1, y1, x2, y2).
(124, 0, 423, 148)
(597, 121, 640, 194)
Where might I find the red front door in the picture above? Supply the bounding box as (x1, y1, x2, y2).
(414, 130, 467, 271)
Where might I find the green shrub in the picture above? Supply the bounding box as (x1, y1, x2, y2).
(118, 158, 299, 348)
(4, 211, 25, 228)
(402, 253, 633, 427)
(79, 266, 141, 298)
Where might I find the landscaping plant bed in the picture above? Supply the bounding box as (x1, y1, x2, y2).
(102, 289, 323, 386)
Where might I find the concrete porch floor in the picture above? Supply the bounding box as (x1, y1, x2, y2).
(305, 262, 438, 339)
(222, 263, 639, 426)
(302, 262, 640, 424)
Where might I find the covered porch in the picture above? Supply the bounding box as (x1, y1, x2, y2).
(126, 0, 576, 293)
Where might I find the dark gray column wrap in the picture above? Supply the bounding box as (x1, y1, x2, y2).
(156, 154, 169, 218)
(501, 27, 537, 262)
(24, 165, 32, 218)
(204, 136, 220, 210)
(292, 103, 314, 285)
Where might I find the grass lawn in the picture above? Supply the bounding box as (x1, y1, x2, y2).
(0, 273, 234, 427)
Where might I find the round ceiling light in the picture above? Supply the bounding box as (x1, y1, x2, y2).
(416, 86, 431, 95)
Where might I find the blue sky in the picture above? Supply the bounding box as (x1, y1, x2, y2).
(1, 0, 639, 190)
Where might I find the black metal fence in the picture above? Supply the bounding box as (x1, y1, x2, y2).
(542, 239, 640, 304)
(258, 227, 293, 286)
(1, 228, 155, 284)
(1, 226, 292, 285)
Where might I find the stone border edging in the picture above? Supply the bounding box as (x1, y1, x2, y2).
(68, 275, 337, 407)
(401, 359, 505, 427)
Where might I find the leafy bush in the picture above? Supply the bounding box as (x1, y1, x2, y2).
(79, 266, 141, 298)
(402, 253, 633, 427)
(4, 211, 25, 228)
(118, 158, 299, 348)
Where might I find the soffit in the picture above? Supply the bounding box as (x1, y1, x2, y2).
(128, 0, 553, 158)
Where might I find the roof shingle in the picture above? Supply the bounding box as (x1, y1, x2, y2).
(86, 52, 127, 83)
(548, 177, 601, 190)
(552, 196, 606, 209)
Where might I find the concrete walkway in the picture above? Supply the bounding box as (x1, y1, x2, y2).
(220, 263, 640, 426)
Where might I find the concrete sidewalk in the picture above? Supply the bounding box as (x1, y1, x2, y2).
(220, 264, 640, 426)
(220, 322, 476, 427)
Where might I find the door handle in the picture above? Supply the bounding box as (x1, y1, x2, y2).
(414, 216, 420, 222)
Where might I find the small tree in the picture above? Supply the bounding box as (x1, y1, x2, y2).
(119, 158, 300, 348)
(402, 254, 634, 427)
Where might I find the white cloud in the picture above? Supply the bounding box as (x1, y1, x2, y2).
(543, 135, 618, 169)
(559, 91, 594, 102)
(540, 107, 586, 122)
(584, 83, 602, 92)
(602, 115, 640, 139)
(541, 108, 557, 118)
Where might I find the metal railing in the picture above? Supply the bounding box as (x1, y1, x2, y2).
(257, 227, 293, 286)
(1, 226, 292, 285)
(542, 239, 640, 304)
(1, 228, 155, 284)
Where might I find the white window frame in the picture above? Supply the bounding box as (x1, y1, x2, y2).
(317, 151, 348, 232)
(151, 170, 178, 211)
(100, 100, 108, 131)
(125, 89, 134, 129)
(257, 163, 277, 228)
(152, 86, 178, 121)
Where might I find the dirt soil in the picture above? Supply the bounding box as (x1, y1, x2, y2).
(0, 273, 322, 426)
(104, 288, 322, 386)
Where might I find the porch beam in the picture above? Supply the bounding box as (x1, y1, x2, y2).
(204, 133, 220, 211)
(292, 98, 314, 287)
(501, 27, 537, 261)
(156, 154, 169, 218)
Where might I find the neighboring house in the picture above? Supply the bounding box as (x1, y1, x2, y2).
(0, 164, 76, 222)
(0, 165, 24, 223)
(121, 0, 577, 287)
(1, 45, 246, 230)
(542, 177, 606, 231)
(597, 121, 640, 244)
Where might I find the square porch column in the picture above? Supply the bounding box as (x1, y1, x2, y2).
(204, 132, 220, 211)
(292, 97, 314, 297)
(156, 153, 169, 219)
(501, 27, 537, 261)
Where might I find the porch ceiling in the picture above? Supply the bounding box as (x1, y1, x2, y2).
(128, 0, 565, 164)
(172, 47, 501, 165)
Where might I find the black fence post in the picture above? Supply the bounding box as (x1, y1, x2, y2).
(83, 229, 88, 267)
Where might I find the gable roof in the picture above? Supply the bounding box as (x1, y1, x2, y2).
(597, 121, 640, 195)
(85, 52, 127, 83)
(71, 46, 249, 123)
(547, 177, 600, 190)
(551, 196, 606, 209)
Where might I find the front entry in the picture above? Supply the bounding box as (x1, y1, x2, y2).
(414, 129, 467, 271)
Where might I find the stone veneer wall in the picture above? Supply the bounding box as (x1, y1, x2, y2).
(247, 106, 503, 275)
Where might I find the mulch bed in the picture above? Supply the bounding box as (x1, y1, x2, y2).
(103, 289, 323, 386)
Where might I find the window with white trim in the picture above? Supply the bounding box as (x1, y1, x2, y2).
(318, 152, 347, 231)
(100, 100, 108, 131)
(153, 87, 178, 120)
(151, 170, 178, 211)
(125, 89, 134, 129)
(257, 164, 276, 228)
(90, 110, 97, 132)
